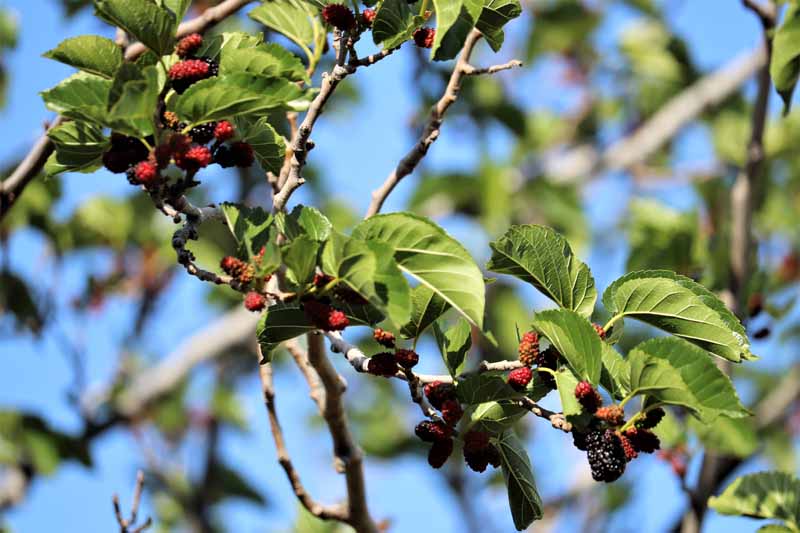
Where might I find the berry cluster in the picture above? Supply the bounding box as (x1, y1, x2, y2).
(415, 381, 466, 468)
(175, 33, 204, 59)
(103, 134, 149, 174)
(220, 256, 256, 285)
(413, 27, 436, 49)
(366, 346, 418, 377)
(302, 298, 349, 331)
(244, 291, 267, 312)
(462, 430, 501, 473)
(507, 366, 533, 391)
(168, 58, 216, 94)
(570, 382, 663, 482)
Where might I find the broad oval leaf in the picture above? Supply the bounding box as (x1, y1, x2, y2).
(41, 72, 111, 125)
(487, 224, 596, 317)
(494, 430, 543, 531)
(531, 308, 601, 384)
(372, 0, 423, 48)
(600, 343, 630, 400)
(352, 213, 485, 329)
(94, 0, 177, 56)
(709, 472, 800, 529)
(45, 121, 109, 177)
(431, 0, 482, 61)
(400, 285, 451, 339)
(475, 0, 522, 52)
(221, 44, 309, 83)
(457, 374, 515, 405)
(603, 270, 754, 362)
(43, 35, 122, 78)
(628, 337, 749, 422)
(283, 235, 320, 286)
(277, 204, 332, 242)
(221, 203, 273, 257)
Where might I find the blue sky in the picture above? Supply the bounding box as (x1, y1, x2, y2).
(0, 0, 787, 532)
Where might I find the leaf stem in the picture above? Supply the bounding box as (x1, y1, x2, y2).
(418, 0, 429, 16)
(620, 402, 663, 433)
(536, 366, 557, 377)
(602, 314, 623, 333)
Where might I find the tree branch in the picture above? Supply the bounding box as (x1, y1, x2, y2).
(112, 470, 152, 533)
(539, 45, 768, 182)
(365, 29, 522, 218)
(305, 332, 378, 533)
(257, 351, 348, 522)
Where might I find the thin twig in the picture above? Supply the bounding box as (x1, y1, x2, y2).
(305, 332, 378, 533)
(257, 350, 348, 522)
(112, 470, 152, 533)
(365, 29, 522, 218)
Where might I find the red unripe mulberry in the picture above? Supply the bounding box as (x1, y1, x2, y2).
(413, 27, 435, 49)
(133, 161, 158, 184)
(622, 427, 660, 454)
(595, 405, 625, 427)
(327, 309, 349, 331)
(321, 3, 355, 30)
(574, 381, 603, 414)
(507, 366, 533, 391)
(361, 8, 376, 27)
(440, 399, 463, 426)
(214, 120, 235, 141)
(244, 291, 266, 312)
(518, 330, 539, 367)
(176, 145, 213, 171)
(168, 59, 211, 93)
(175, 33, 203, 58)
(593, 323, 606, 339)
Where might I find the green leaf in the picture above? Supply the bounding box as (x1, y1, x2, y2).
(352, 213, 485, 329)
(0, 272, 44, 334)
(94, 0, 177, 56)
(757, 526, 795, 533)
(432, 0, 482, 61)
(106, 63, 161, 137)
(531, 308, 601, 384)
(162, 0, 192, 20)
(433, 318, 472, 376)
(173, 75, 303, 125)
(469, 400, 526, 433)
(400, 285, 451, 339)
(283, 235, 320, 286)
(600, 343, 630, 400)
(487, 224, 596, 318)
(276, 205, 332, 242)
(257, 303, 315, 362)
(709, 472, 800, 529)
(495, 430, 543, 530)
(43, 35, 123, 78)
(220, 203, 273, 258)
(322, 234, 411, 327)
(234, 116, 287, 175)
(688, 416, 757, 458)
(221, 44, 309, 83)
(45, 121, 109, 177)
(603, 270, 754, 362)
(41, 72, 111, 125)
(770, 4, 800, 113)
(248, 0, 316, 49)
(628, 337, 749, 422)
(556, 369, 591, 427)
(457, 374, 515, 405)
(475, 0, 521, 51)
(372, 0, 423, 48)
(207, 461, 267, 505)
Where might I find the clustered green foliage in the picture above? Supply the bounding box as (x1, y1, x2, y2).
(0, 0, 799, 531)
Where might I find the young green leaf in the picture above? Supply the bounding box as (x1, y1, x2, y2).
(531, 308, 602, 384)
(628, 337, 749, 422)
(352, 213, 485, 329)
(221, 44, 309, 83)
(372, 0, 422, 48)
(220, 203, 273, 257)
(600, 343, 630, 400)
(475, 0, 522, 51)
(487, 224, 596, 317)
(94, 0, 177, 56)
(248, 0, 316, 49)
(431, 0, 482, 60)
(234, 116, 287, 175)
(45, 121, 109, 177)
(770, 4, 800, 114)
(43, 35, 123, 78)
(555, 369, 585, 421)
(106, 63, 161, 137)
(603, 270, 754, 362)
(399, 285, 451, 339)
(276, 205, 332, 242)
(457, 374, 515, 405)
(256, 303, 315, 362)
(494, 430, 543, 530)
(283, 235, 320, 286)
(433, 318, 472, 377)
(709, 472, 800, 530)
